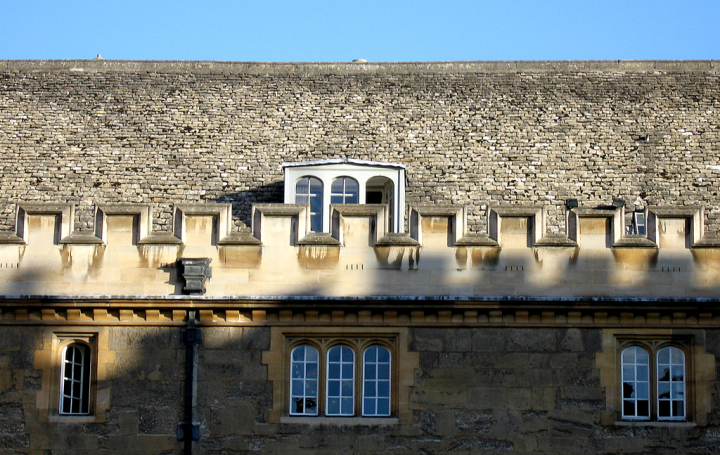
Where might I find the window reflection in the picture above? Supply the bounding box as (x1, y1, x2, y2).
(296, 177, 323, 232)
(331, 177, 359, 204)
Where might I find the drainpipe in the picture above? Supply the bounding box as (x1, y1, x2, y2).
(176, 258, 211, 454)
(178, 309, 201, 454)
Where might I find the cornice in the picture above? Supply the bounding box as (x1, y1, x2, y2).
(1, 60, 718, 75)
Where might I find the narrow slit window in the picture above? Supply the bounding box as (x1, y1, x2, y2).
(363, 346, 391, 417)
(326, 345, 354, 416)
(59, 343, 91, 415)
(290, 345, 319, 416)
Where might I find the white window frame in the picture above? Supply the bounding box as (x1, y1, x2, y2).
(59, 343, 91, 415)
(621, 346, 650, 420)
(620, 344, 686, 422)
(632, 212, 646, 235)
(325, 345, 355, 416)
(289, 345, 319, 416)
(330, 177, 360, 205)
(657, 346, 686, 421)
(283, 159, 406, 234)
(294, 177, 324, 233)
(362, 345, 392, 417)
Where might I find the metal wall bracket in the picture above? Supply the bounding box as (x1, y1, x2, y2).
(182, 327, 203, 345)
(177, 423, 200, 441)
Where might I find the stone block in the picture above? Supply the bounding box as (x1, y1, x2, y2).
(467, 387, 507, 410)
(409, 328, 445, 352)
(137, 407, 179, 435)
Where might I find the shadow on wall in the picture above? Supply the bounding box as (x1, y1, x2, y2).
(7, 326, 184, 452)
(5, 293, 276, 453)
(211, 182, 284, 229)
(367, 242, 715, 300)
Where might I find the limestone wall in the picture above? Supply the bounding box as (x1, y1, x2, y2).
(3, 323, 720, 453)
(1, 60, 719, 236)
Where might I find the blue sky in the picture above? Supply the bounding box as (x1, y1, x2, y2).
(1, 0, 718, 61)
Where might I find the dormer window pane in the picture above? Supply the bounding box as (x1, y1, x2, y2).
(331, 177, 359, 204)
(296, 177, 323, 233)
(632, 212, 646, 235)
(283, 159, 406, 233)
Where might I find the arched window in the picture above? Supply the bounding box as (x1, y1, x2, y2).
(59, 343, 91, 415)
(295, 177, 323, 233)
(657, 346, 685, 420)
(326, 345, 354, 416)
(331, 177, 359, 204)
(621, 346, 650, 419)
(283, 159, 407, 233)
(290, 345, 319, 415)
(366, 176, 395, 232)
(363, 345, 391, 416)
(620, 344, 687, 421)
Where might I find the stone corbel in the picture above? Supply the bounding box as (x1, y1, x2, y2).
(611, 207, 656, 248)
(330, 204, 387, 246)
(251, 204, 308, 246)
(177, 257, 212, 295)
(95, 203, 152, 245)
(567, 206, 629, 248)
(410, 205, 497, 247)
(9, 203, 76, 245)
(173, 203, 258, 246)
(647, 206, 717, 248)
(488, 205, 563, 248)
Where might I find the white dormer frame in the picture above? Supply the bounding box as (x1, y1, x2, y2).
(282, 159, 406, 234)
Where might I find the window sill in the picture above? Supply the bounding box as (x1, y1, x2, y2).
(48, 415, 102, 424)
(614, 420, 695, 427)
(280, 416, 398, 426)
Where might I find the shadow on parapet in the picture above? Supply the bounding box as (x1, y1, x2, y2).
(211, 182, 284, 229)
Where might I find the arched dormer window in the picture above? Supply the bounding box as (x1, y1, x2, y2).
(283, 159, 406, 233)
(331, 177, 359, 204)
(295, 177, 323, 233)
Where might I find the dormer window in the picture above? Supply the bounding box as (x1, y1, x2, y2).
(283, 159, 406, 233)
(295, 177, 324, 233)
(331, 177, 359, 204)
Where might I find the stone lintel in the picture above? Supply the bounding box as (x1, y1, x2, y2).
(375, 233, 420, 247)
(59, 232, 103, 245)
(216, 231, 262, 245)
(613, 235, 658, 248)
(533, 234, 578, 248)
(297, 233, 341, 246)
(137, 233, 183, 245)
(454, 234, 499, 247)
